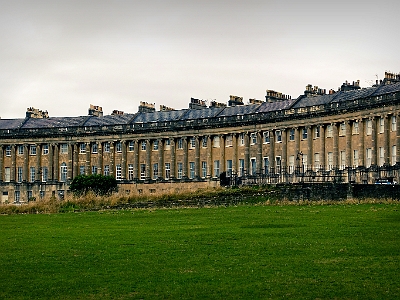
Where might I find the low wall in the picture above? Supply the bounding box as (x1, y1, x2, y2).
(273, 183, 400, 201)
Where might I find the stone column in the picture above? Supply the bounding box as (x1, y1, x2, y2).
(282, 129, 287, 170)
(121, 140, 127, 179)
(244, 132, 250, 175)
(371, 117, 377, 166)
(11, 145, 16, 182)
(307, 126, 313, 170)
(85, 142, 91, 175)
(109, 141, 115, 177)
(146, 139, 151, 180)
(158, 139, 164, 180)
(133, 140, 139, 181)
(207, 136, 212, 178)
(257, 131, 263, 174)
(48, 144, 54, 181)
(23, 144, 28, 181)
(397, 114, 400, 164)
(195, 136, 200, 180)
(333, 123, 339, 168)
(220, 135, 225, 174)
(269, 130, 275, 170)
(346, 121, 352, 167)
(320, 125, 326, 168)
(295, 127, 300, 167)
(67, 143, 73, 180)
(97, 142, 103, 175)
(54, 143, 59, 181)
(170, 138, 176, 179)
(359, 119, 365, 166)
(73, 143, 79, 178)
(183, 137, 188, 179)
(36, 144, 42, 181)
(232, 134, 238, 174)
(384, 115, 390, 165)
(0, 146, 3, 181)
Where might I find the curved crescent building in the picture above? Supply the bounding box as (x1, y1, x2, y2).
(1, 72, 400, 203)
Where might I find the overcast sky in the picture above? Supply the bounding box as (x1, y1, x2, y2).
(1, 0, 399, 119)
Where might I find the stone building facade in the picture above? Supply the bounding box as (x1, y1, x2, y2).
(1, 72, 400, 203)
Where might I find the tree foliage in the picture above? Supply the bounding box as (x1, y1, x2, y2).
(70, 174, 118, 196)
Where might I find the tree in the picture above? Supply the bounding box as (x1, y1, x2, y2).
(70, 174, 118, 196)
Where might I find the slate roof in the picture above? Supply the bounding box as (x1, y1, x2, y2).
(180, 107, 224, 120)
(217, 104, 260, 117)
(257, 99, 295, 112)
(0, 118, 25, 130)
(83, 114, 136, 126)
(132, 110, 186, 123)
(2, 82, 400, 131)
(20, 116, 88, 129)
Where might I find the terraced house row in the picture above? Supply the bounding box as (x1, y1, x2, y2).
(1, 71, 400, 203)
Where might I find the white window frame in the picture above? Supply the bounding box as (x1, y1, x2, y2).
(366, 120, 372, 135)
(128, 164, 134, 180)
(352, 122, 359, 135)
(275, 130, 282, 142)
(153, 140, 159, 151)
(225, 135, 232, 147)
(263, 131, 270, 143)
(60, 163, 67, 182)
(116, 142, 122, 153)
(165, 163, 171, 179)
(80, 143, 86, 154)
(60, 144, 68, 154)
(353, 150, 359, 167)
(213, 160, 220, 177)
(189, 162, 195, 179)
(153, 163, 159, 179)
(140, 164, 146, 180)
(213, 136, 220, 148)
(42, 144, 49, 155)
(391, 145, 397, 165)
(177, 162, 183, 179)
(201, 161, 207, 178)
(391, 116, 396, 132)
(104, 143, 110, 153)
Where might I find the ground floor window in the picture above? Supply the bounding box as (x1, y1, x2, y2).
(239, 159, 244, 177)
(60, 163, 67, 182)
(116, 164, 122, 180)
(189, 162, 195, 179)
(177, 162, 183, 179)
(165, 163, 171, 179)
(128, 164, 134, 180)
(153, 163, 159, 179)
(214, 160, 220, 177)
(140, 164, 146, 180)
(201, 161, 207, 178)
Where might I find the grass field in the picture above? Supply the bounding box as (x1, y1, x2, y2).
(0, 203, 399, 299)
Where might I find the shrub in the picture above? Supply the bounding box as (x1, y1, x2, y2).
(69, 174, 118, 196)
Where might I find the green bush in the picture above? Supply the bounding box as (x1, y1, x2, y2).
(69, 174, 118, 196)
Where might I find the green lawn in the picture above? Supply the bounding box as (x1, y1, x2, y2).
(0, 203, 399, 299)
